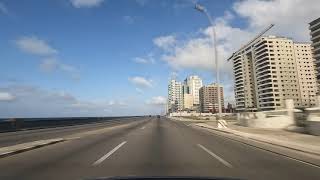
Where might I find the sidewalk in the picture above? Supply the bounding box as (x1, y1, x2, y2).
(194, 121, 320, 156)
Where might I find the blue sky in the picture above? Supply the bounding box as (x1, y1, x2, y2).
(0, 0, 319, 117)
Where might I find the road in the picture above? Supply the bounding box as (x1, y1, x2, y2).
(0, 117, 319, 180)
(0, 117, 140, 147)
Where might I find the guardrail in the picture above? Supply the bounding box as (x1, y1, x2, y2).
(0, 116, 142, 133)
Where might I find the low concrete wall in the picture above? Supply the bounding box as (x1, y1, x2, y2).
(0, 116, 140, 133)
(237, 113, 294, 129)
(305, 107, 320, 136)
(237, 99, 296, 129)
(169, 112, 234, 117)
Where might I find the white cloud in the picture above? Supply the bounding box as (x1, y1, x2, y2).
(0, 92, 15, 101)
(133, 57, 149, 64)
(123, 16, 135, 24)
(70, 0, 105, 8)
(157, 0, 320, 74)
(132, 53, 155, 64)
(146, 96, 166, 105)
(233, 0, 320, 41)
(0, 2, 8, 14)
(15, 36, 58, 56)
(161, 12, 254, 74)
(40, 58, 80, 80)
(128, 76, 153, 88)
(155, 0, 320, 106)
(153, 35, 176, 50)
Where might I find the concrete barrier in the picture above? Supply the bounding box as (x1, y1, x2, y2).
(305, 107, 320, 136)
(0, 116, 141, 133)
(237, 100, 297, 129)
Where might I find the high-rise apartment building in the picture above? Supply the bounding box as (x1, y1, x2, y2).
(199, 84, 224, 113)
(184, 75, 203, 106)
(310, 17, 320, 91)
(167, 79, 183, 112)
(294, 43, 318, 106)
(183, 93, 193, 110)
(230, 36, 317, 111)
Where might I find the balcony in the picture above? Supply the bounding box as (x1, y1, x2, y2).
(311, 26, 320, 36)
(235, 76, 243, 81)
(235, 79, 244, 84)
(255, 51, 269, 60)
(254, 56, 269, 66)
(255, 44, 268, 53)
(257, 79, 272, 86)
(233, 65, 242, 72)
(256, 69, 271, 77)
(309, 23, 320, 32)
(254, 40, 267, 48)
(235, 83, 244, 88)
(256, 61, 270, 71)
(255, 46, 268, 56)
(312, 39, 320, 47)
(311, 33, 320, 42)
(257, 74, 271, 81)
(235, 71, 243, 77)
(236, 87, 245, 92)
(233, 56, 241, 63)
(310, 18, 320, 28)
(257, 83, 273, 89)
(259, 94, 274, 100)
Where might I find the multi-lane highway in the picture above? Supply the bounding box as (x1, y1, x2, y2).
(0, 117, 319, 180)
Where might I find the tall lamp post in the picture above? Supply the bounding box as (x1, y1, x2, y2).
(195, 3, 222, 119)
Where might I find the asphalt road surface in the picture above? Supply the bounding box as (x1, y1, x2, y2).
(0, 117, 319, 180)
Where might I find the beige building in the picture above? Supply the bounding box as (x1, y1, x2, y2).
(199, 84, 224, 113)
(230, 36, 317, 111)
(310, 17, 320, 91)
(184, 75, 203, 105)
(294, 43, 317, 107)
(183, 93, 193, 110)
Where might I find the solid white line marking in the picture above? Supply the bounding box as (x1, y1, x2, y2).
(93, 141, 127, 166)
(141, 126, 145, 129)
(197, 144, 233, 168)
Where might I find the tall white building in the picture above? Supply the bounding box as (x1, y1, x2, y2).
(167, 79, 183, 112)
(309, 17, 320, 92)
(229, 36, 317, 111)
(184, 75, 203, 106)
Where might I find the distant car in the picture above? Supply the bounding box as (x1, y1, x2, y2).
(157, 115, 160, 119)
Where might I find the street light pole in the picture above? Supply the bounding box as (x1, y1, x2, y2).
(195, 4, 222, 119)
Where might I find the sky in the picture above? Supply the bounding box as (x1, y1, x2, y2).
(0, 0, 319, 118)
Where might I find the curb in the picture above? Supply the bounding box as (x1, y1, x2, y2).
(194, 123, 320, 157)
(0, 138, 65, 159)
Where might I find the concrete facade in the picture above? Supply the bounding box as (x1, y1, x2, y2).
(183, 93, 194, 110)
(184, 75, 203, 106)
(309, 17, 320, 92)
(230, 36, 317, 111)
(199, 83, 224, 113)
(167, 79, 183, 112)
